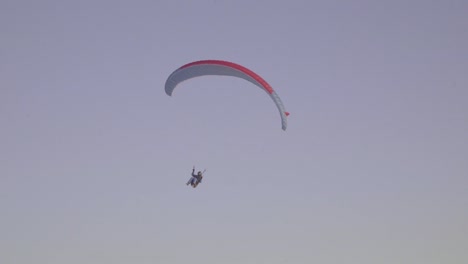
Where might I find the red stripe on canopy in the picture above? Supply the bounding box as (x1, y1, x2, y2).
(179, 60, 274, 94)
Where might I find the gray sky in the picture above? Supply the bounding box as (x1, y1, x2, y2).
(1, 0, 467, 263)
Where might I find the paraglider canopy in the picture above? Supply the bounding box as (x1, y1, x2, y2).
(165, 60, 289, 130)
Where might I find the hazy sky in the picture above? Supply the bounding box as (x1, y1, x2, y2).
(1, 0, 467, 263)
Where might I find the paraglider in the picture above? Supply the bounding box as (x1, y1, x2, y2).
(186, 166, 205, 188)
(165, 60, 289, 130)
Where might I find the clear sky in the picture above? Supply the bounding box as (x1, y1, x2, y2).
(1, 0, 467, 263)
